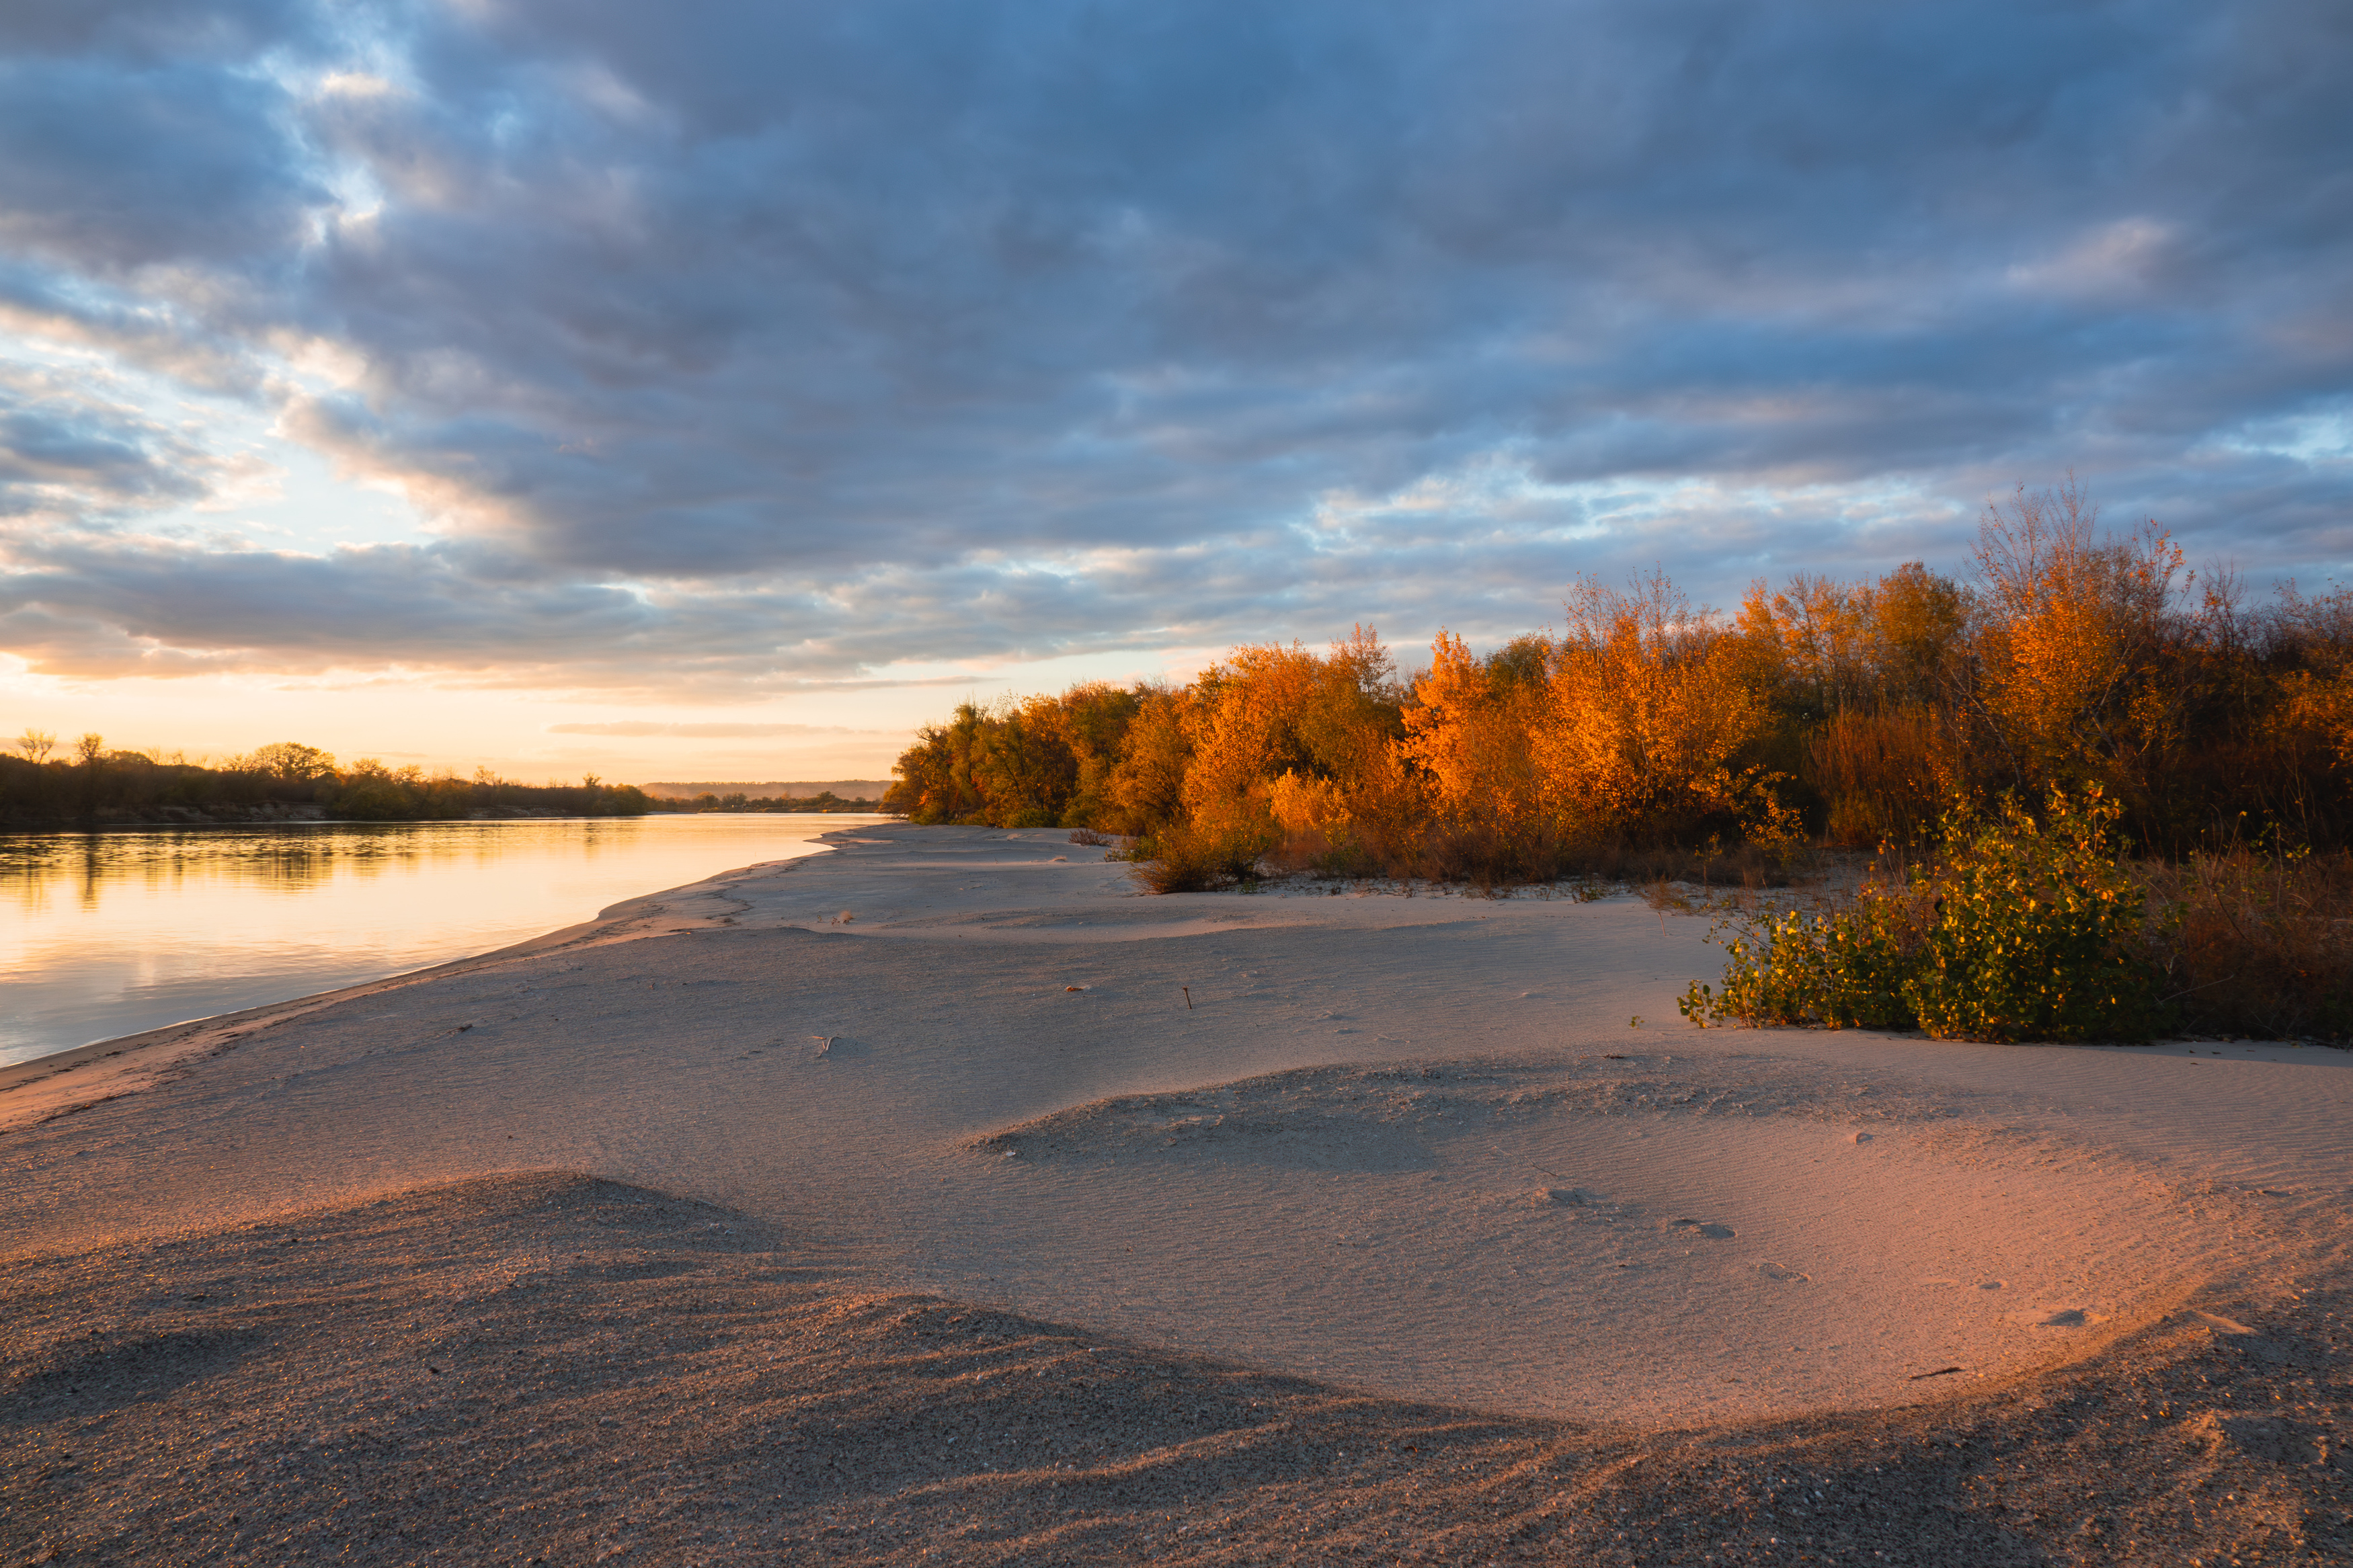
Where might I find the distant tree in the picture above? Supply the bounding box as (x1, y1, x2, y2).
(15, 729, 54, 762)
(249, 741, 338, 781)
(75, 733, 104, 766)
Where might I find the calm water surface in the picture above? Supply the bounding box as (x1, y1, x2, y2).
(1, 815, 884, 1067)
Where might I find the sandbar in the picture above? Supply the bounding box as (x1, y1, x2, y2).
(5, 825, 2346, 1563)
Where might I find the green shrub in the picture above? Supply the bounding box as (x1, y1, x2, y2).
(1681, 896, 1917, 1030)
(1901, 790, 2168, 1041)
(1681, 787, 2171, 1042)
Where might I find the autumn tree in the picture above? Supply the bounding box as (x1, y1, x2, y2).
(1775, 563, 1973, 845)
(1049, 682, 1146, 829)
(1536, 572, 1784, 844)
(1400, 630, 1550, 837)
(1102, 687, 1195, 833)
(1180, 626, 1414, 865)
(879, 476, 2353, 878)
(883, 702, 993, 824)
(1967, 478, 2191, 827)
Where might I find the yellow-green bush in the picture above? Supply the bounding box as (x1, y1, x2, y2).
(1683, 788, 2170, 1042)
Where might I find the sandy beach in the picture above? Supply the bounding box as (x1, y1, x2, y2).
(5, 824, 2348, 1565)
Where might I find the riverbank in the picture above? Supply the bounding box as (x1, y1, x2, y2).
(0, 850, 765, 1130)
(5, 824, 2347, 1563)
(0, 814, 881, 1071)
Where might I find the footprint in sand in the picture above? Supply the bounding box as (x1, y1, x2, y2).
(1671, 1217, 1735, 1240)
(2023, 1307, 2107, 1329)
(1531, 1187, 1605, 1208)
(1759, 1262, 1810, 1282)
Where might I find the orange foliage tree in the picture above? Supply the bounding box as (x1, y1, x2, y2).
(1533, 572, 1786, 845)
(1177, 626, 1416, 872)
(1400, 631, 1550, 832)
(1965, 478, 2190, 810)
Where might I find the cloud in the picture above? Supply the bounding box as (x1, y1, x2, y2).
(1, 0, 2348, 694)
(0, 361, 221, 518)
(547, 722, 889, 738)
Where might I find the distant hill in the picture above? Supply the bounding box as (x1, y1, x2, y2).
(638, 780, 891, 800)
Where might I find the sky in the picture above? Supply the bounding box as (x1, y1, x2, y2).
(2, 0, 2349, 784)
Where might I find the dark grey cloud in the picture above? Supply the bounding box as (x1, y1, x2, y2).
(1, 0, 2348, 685)
(0, 364, 218, 517)
(0, 59, 323, 272)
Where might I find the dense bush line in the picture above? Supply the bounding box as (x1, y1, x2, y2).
(0, 737, 652, 827)
(886, 482, 2353, 877)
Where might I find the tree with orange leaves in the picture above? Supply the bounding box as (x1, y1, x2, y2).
(1968, 476, 2188, 817)
(1180, 624, 1413, 864)
(1400, 630, 1550, 835)
(1536, 571, 1787, 844)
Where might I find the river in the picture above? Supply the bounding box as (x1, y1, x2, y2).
(0, 815, 883, 1067)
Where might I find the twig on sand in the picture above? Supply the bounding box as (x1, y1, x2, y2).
(1183, 986, 1193, 1010)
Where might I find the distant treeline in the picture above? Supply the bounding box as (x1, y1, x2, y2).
(886, 482, 2353, 885)
(0, 737, 653, 828)
(646, 790, 883, 814)
(641, 780, 893, 802)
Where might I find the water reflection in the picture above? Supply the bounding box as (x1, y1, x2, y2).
(1, 815, 879, 1067)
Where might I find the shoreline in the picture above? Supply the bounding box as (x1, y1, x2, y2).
(0, 853, 795, 1132)
(12, 813, 2336, 1119)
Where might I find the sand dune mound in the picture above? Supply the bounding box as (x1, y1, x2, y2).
(973, 1049, 1975, 1166)
(955, 1050, 2251, 1422)
(7, 1172, 2342, 1567)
